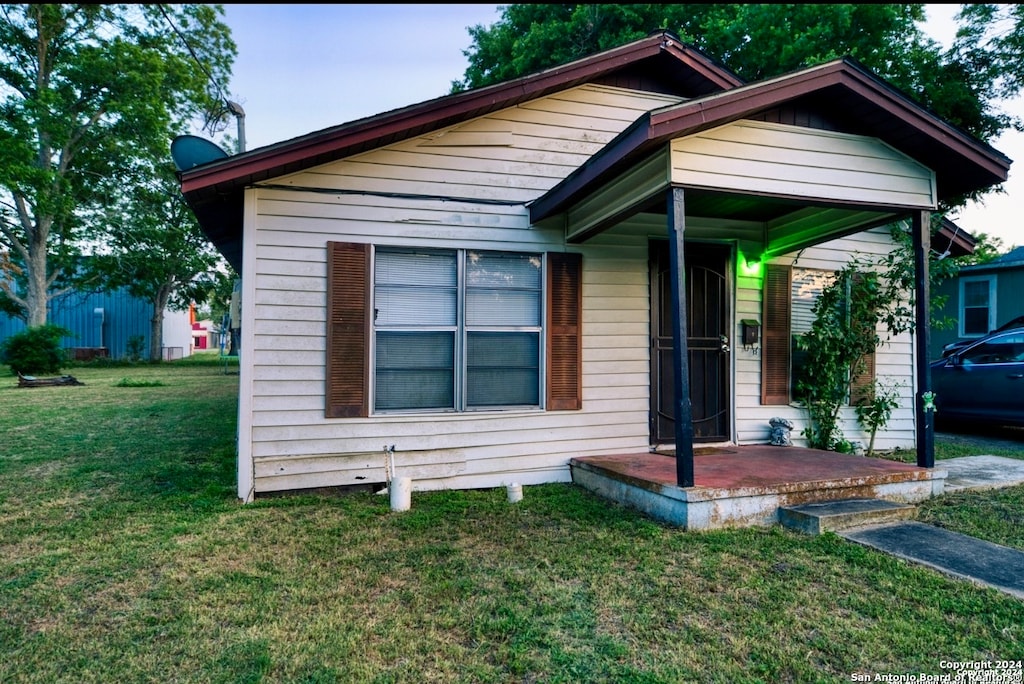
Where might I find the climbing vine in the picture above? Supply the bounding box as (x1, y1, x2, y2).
(795, 263, 885, 452)
(795, 218, 961, 452)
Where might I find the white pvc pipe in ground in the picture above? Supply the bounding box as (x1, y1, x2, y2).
(390, 477, 412, 512)
(507, 483, 523, 503)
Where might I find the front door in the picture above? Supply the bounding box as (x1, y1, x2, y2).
(650, 241, 731, 444)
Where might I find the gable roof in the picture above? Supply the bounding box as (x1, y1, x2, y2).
(991, 245, 1024, 265)
(960, 244, 1024, 273)
(529, 56, 1010, 224)
(179, 31, 1010, 272)
(179, 31, 741, 271)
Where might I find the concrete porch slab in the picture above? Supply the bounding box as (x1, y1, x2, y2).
(570, 448, 946, 531)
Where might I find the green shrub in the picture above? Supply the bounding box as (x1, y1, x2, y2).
(126, 335, 145, 361)
(114, 377, 165, 387)
(0, 324, 73, 375)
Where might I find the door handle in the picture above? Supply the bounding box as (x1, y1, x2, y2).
(720, 335, 730, 353)
(1008, 374, 1024, 380)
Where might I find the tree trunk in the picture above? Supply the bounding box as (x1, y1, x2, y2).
(867, 428, 878, 458)
(149, 309, 164, 362)
(149, 283, 173, 361)
(25, 276, 48, 327)
(26, 225, 51, 327)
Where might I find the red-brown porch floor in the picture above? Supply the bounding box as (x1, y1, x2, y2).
(574, 446, 927, 490)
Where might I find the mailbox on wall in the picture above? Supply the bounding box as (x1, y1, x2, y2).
(741, 319, 760, 350)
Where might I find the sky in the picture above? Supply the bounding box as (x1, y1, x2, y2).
(216, 3, 1022, 250)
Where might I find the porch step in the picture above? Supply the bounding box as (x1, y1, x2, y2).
(778, 498, 917, 535)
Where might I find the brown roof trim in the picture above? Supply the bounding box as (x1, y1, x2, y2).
(529, 58, 1011, 222)
(181, 30, 746, 271)
(180, 31, 742, 197)
(936, 217, 976, 258)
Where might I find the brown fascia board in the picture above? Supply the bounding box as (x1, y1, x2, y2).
(180, 31, 742, 199)
(935, 217, 976, 257)
(529, 58, 1012, 222)
(181, 31, 745, 272)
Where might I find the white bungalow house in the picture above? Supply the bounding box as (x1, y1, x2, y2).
(178, 31, 1009, 504)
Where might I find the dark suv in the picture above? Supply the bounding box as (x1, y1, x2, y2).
(931, 328, 1024, 427)
(940, 315, 1024, 358)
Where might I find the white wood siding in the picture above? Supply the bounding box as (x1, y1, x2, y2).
(241, 83, 921, 497)
(670, 120, 937, 209)
(733, 225, 917, 451)
(269, 84, 683, 204)
(245, 85, 680, 494)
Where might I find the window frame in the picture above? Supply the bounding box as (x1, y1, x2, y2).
(790, 266, 836, 403)
(761, 263, 875, 406)
(369, 245, 546, 415)
(324, 242, 581, 419)
(959, 275, 997, 339)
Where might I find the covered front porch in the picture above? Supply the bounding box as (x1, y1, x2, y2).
(527, 57, 1008, 521)
(570, 447, 946, 530)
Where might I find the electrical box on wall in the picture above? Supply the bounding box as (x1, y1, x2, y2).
(741, 319, 760, 349)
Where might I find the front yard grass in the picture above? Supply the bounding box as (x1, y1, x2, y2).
(1, 353, 1021, 683)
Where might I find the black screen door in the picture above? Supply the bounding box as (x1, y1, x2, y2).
(651, 241, 731, 443)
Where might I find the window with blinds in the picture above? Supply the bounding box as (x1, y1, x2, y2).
(790, 268, 835, 401)
(373, 248, 542, 412)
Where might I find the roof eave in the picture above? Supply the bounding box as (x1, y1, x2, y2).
(179, 31, 742, 199)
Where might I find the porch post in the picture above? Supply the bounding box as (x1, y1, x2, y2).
(668, 187, 695, 487)
(912, 210, 934, 468)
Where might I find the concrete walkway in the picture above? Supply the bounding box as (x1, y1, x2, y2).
(841, 522, 1024, 599)
(839, 455, 1024, 600)
(939, 455, 1024, 492)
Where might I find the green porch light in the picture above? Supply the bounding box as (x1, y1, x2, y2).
(739, 253, 763, 278)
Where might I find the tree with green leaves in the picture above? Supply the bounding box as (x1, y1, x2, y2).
(455, 3, 1017, 205)
(796, 214, 981, 453)
(955, 231, 1008, 265)
(458, 5, 931, 87)
(0, 4, 236, 327)
(952, 4, 1024, 103)
(86, 160, 224, 361)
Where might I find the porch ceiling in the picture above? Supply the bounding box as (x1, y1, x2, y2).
(557, 181, 902, 257)
(645, 189, 902, 258)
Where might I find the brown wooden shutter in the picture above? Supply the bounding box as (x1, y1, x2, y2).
(848, 272, 876, 406)
(761, 263, 792, 405)
(848, 270, 876, 406)
(325, 241, 370, 418)
(546, 252, 582, 410)
(849, 352, 876, 406)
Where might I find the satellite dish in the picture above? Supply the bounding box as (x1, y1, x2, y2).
(171, 135, 230, 171)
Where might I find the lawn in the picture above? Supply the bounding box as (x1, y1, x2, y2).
(1, 354, 1021, 683)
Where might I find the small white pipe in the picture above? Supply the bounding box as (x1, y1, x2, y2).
(390, 477, 412, 512)
(506, 483, 523, 504)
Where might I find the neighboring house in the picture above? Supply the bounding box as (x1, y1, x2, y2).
(0, 288, 192, 361)
(177, 31, 1009, 502)
(931, 245, 1024, 359)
